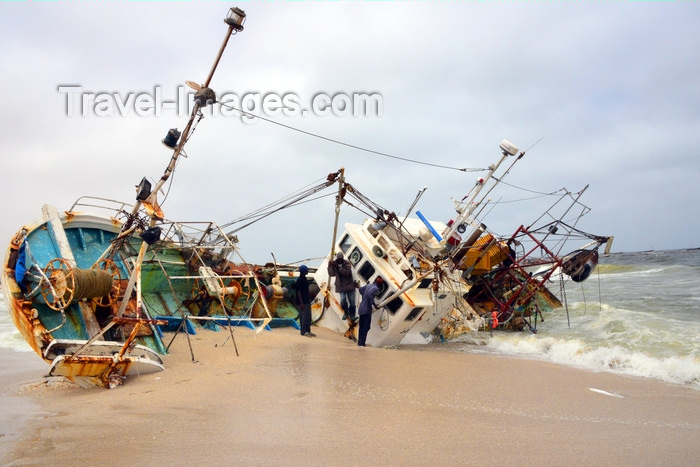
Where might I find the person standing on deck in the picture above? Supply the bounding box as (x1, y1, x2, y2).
(296, 265, 315, 337)
(327, 251, 357, 321)
(357, 277, 384, 347)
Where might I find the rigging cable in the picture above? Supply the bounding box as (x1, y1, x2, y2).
(559, 271, 571, 328)
(221, 176, 339, 234)
(217, 101, 485, 173)
(221, 175, 332, 228)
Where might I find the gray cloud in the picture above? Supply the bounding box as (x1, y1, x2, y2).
(1, 2, 699, 265)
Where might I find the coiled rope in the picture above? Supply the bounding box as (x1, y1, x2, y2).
(70, 269, 114, 301)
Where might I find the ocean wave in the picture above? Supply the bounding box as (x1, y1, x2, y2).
(0, 294, 33, 352)
(0, 331, 33, 352)
(596, 264, 697, 278)
(0, 317, 33, 353)
(454, 333, 700, 390)
(595, 264, 639, 275)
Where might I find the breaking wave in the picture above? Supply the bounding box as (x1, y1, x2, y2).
(0, 292, 33, 352)
(453, 333, 700, 390)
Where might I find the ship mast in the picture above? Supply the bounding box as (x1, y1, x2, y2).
(441, 139, 521, 243)
(114, 8, 247, 318)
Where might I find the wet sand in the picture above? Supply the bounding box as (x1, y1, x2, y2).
(2, 326, 699, 466)
(0, 349, 46, 458)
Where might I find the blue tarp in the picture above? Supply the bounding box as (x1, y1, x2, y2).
(14, 241, 27, 291)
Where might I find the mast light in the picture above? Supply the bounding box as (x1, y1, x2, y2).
(225, 7, 246, 32)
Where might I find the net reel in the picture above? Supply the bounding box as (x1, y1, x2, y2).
(40, 258, 115, 310)
(91, 259, 122, 307)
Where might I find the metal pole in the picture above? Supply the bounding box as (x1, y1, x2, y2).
(329, 167, 345, 259)
(112, 20, 241, 317)
(203, 26, 235, 88)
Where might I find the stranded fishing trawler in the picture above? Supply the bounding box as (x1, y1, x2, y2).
(311, 140, 612, 348)
(1, 8, 308, 388)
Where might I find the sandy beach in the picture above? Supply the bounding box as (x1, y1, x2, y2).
(1, 325, 698, 466)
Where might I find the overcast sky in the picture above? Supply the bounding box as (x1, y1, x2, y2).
(1, 1, 699, 266)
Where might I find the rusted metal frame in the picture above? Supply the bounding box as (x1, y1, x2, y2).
(99, 318, 166, 385)
(111, 247, 164, 348)
(526, 186, 590, 258)
(166, 316, 197, 362)
(210, 278, 240, 356)
(68, 196, 133, 216)
(493, 225, 563, 317)
(186, 243, 210, 271)
(165, 310, 265, 360)
(195, 222, 217, 247)
(62, 317, 165, 362)
(163, 285, 259, 358)
(493, 225, 559, 282)
(156, 220, 232, 251)
(65, 321, 119, 358)
(498, 265, 554, 318)
(210, 222, 240, 254)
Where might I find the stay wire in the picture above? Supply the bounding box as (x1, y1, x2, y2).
(491, 181, 567, 197)
(229, 191, 336, 227)
(224, 180, 336, 234)
(216, 101, 485, 173)
(221, 175, 330, 228)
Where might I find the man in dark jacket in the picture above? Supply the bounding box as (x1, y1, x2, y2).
(327, 251, 356, 321)
(296, 265, 315, 337)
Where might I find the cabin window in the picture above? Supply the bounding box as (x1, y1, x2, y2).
(418, 278, 433, 289)
(376, 279, 390, 299)
(358, 261, 375, 281)
(386, 297, 403, 314)
(339, 234, 353, 255)
(404, 307, 423, 321)
(348, 247, 363, 266)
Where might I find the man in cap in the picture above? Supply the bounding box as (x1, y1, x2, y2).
(327, 251, 357, 321)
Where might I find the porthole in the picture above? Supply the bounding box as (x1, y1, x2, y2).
(348, 247, 363, 266)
